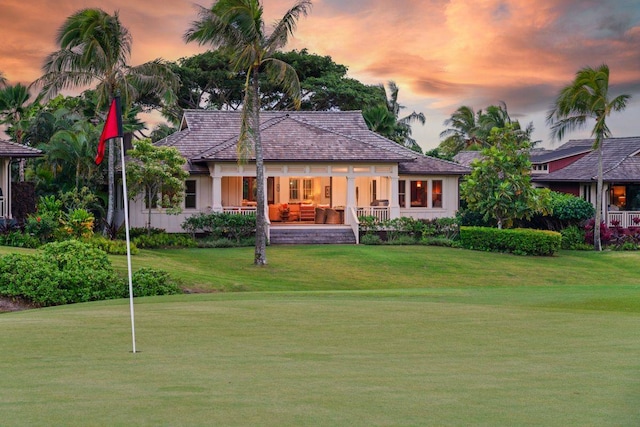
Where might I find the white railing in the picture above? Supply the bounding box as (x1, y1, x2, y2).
(222, 206, 257, 216)
(607, 211, 640, 228)
(356, 206, 390, 222)
(346, 207, 360, 245)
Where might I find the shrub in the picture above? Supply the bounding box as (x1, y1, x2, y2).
(528, 192, 595, 230)
(131, 268, 181, 297)
(583, 219, 612, 246)
(560, 225, 587, 250)
(0, 240, 124, 306)
(182, 212, 256, 242)
(60, 208, 95, 239)
(24, 213, 59, 244)
(0, 231, 40, 248)
(360, 234, 382, 245)
(85, 236, 139, 255)
(459, 226, 561, 256)
(133, 232, 197, 249)
(386, 235, 417, 245)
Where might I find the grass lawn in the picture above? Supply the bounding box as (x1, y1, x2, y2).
(1, 245, 639, 426)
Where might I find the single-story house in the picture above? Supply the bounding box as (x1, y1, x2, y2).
(0, 139, 43, 219)
(531, 136, 640, 227)
(121, 110, 470, 238)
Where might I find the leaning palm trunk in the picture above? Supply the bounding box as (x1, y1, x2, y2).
(594, 141, 604, 251)
(252, 71, 267, 265)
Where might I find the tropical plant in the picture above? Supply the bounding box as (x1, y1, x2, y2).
(125, 139, 189, 233)
(546, 64, 630, 250)
(0, 71, 6, 87)
(0, 83, 37, 181)
(460, 125, 548, 229)
(184, 0, 312, 265)
(36, 8, 179, 230)
(363, 81, 425, 153)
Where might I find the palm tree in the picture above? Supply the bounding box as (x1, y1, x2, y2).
(0, 71, 7, 87)
(438, 105, 483, 156)
(36, 8, 179, 229)
(0, 83, 35, 181)
(185, 0, 312, 265)
(546, 64, 630, 251)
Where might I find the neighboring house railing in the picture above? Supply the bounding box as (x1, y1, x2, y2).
(356, 206, 390, 222)
(607, 211, 640, 228)
(222, 207, 257, 215)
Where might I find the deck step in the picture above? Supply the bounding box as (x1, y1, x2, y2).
(270, 226, 356, 245)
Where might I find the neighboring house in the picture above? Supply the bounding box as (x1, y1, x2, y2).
(121, 110, 469, 237)
(0, 139, 42, 219)
(531, 137, 640, 227)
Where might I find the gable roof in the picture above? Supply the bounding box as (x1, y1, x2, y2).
(0, 140, 42, 158)
(530, 140, 592, 164)
(158, 110, 470, 175)
(532, 136, 640, 182)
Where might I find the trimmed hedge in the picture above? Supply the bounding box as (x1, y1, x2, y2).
(459, 226, 561, 256)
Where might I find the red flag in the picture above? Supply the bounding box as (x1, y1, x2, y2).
(96, 98, 122, 165)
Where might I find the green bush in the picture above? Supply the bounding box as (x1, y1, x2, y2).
(24, 212, 59, 244)
(85, 236, 139, 255)
(0, 240, 124, 306)
(181, 212, 256, 242)
(529, 192, 595, 230)
(0, 231, 40, 248)
(131, 268, 181, 297)
(459, 226, 561, 256)
(360, 234, 382, 245)
(132, 232, 197, 249)
(560, 225, 587, 250)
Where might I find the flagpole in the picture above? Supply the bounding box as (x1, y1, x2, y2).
(119, 135, 137, 354)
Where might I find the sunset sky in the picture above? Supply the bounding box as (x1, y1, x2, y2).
(1, 0, 640, 150)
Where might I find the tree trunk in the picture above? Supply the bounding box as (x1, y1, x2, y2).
(18, 159, 25, 182)
(594, 141, 603, 251)
(252, 69, 267, 266)
(106, 138, 115, 232)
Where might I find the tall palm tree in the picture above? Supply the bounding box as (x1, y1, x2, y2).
(546, 64, 630, 251)
(385, 81, 425, 152)
(438, 105, 483, 156)
(0, 83, 35, 181)
(36, 8, 179, 229)
(185, 0, 312, 265)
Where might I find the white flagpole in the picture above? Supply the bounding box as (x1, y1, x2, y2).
(119, 136, 137, 354)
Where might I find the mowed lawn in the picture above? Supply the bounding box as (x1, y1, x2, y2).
(1, 245, 639, 426)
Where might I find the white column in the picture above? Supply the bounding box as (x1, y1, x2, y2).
(390, 176, 400, 219)
(211, 175, 222, 212)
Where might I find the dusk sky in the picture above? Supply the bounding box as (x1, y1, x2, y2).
(2, 0, 640, 150)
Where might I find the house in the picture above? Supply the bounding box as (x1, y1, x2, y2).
(122, 110, 469, 240)
(0, 139, 43, 219)
(531, 137, 640, 227)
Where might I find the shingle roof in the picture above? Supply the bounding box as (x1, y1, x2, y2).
(0, 140, 42, 157)
(453, 151, 483, 167)
(532, 136, 640, 182)
(157, 110, 470, 174)
(530, 141, 592, 163)
(399, 154, 469, 175)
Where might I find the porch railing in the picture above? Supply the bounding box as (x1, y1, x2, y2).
(356, 206, 390, 222)
(607, 211, 640, 228)
(222, 206, 257, 216)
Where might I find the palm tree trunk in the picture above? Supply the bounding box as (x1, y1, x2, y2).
(594, 141, 604, 251)
(252, 69, 267, 266)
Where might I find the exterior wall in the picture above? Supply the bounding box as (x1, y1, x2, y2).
(0, 158, 9, 218)
(398, 175, 460, 219)
(127, 174, 212, 233)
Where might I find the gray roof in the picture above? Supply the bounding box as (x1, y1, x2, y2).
(158, 110, 470, 175)
(0, 140, 42, 158)
(453, 150, 483, 167)
(532, 136, 640, 183)
(530, 140, 592, 164)
(399, 154, 469, 175)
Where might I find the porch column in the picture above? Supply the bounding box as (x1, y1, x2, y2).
(211, 174, 222, 212)
(346, 175, 356, 210)
(389, 176, 400, 219)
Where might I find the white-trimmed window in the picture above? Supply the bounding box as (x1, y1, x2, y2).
(185, 180, 197, 209)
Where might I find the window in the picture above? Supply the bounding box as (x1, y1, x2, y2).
(432, 180, 442, 208)
(185, 180, 196, 209)
(410, 181, 427, 207)
(303, 179, 313, 200)
(243, 177, 257, 201)
(371, 180, 377, 202)
(582, 185, 592, 203)
(398, 180, 406, 208)
(289, 179, 299, 200)
(609, 185, 626, 210)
